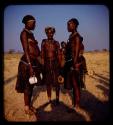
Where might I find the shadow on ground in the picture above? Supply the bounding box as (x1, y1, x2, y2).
(35, 100, 85, 121)
(80, 89, 110, 121)
(32, 85, 110, 121)
(4, 75, 17, 85)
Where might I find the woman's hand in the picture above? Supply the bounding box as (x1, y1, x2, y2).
(74, 63, 81, 71)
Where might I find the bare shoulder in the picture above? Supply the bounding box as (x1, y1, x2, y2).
(54, 40, 60, 46)
(73, 33, 83, 43)
(41, 39, 47, 46)
(76, 33, 83, 40)
(55, 41, 60, 49)
(42, 39, 47, 43)
(20, 30, 27, 37)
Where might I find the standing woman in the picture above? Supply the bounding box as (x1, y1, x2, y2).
(64, 18, 83, 110)
(15, 15, 41, 115)
(41, 27, 60, 105)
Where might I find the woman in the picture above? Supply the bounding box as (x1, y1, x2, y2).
(41, 27, 60, 105)
(15, 15, 42, 115)
(64, 18, 83, 110)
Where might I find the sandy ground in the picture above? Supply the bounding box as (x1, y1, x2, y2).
(3, 52, 110, 121)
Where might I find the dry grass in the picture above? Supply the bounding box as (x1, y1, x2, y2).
(3, 52, 110, 121)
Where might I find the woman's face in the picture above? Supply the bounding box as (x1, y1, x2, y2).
(67, 21, 76, 32)
(61, 42, 66, 48)
(26, 20, 36, 30)
(46, 29, 54, 40)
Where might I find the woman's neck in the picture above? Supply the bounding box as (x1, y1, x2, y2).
(47, 38, 54, 41)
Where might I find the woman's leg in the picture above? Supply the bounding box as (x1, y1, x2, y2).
(72, 72, 80, 108)
(56, 84, 60, 104)
(24, 85, 34, 114)
(65, 89, 73, 108)
(47, 85, 52, 102)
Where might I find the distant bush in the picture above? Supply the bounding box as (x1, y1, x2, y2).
(8, 49, 15, 54)
(17, 50, 23, 54)
(102, 49, 108, 52)
(93, 49, 100, 52)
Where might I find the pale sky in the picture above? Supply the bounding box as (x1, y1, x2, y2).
(4, 5, 109, 52)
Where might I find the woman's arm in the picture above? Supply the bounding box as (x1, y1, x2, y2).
(40, 40, 45, 65)
(20, 31, 34, 76)
(73, 36, 81, 69)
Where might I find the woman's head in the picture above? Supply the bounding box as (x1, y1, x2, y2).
(61, 41, 66, 48)
(67, 18, 79, 32)
(22, 15, 36, 30)
(45, 27, 55, 39)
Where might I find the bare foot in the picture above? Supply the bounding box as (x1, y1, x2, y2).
(24, 106, 34, 115)
(73, 105, 80, 112)
(30, 106, 37, 113)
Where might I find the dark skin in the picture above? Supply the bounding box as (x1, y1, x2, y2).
(61, 42, 66, 49)
(41, 29, 60, 101)
(20, 20, 39, 76)
(67, 21, 81, 69)
(61, 42, 67, 56)
(65, 20, 81, 108)
(57, 42, 66, 68)
(41, 29, 60, 63)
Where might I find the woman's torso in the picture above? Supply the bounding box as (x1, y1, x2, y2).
(21, 29, 40, 59)
(43, 39, 59, 61)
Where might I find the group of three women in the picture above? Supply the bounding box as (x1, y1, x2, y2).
(15, 15, 85, 115)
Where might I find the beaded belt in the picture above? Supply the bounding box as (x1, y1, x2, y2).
(20, 60, 38, 68)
